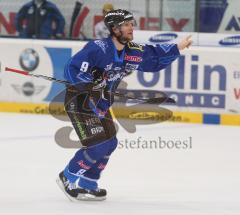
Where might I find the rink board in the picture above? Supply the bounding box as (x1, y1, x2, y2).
(0, 36, 240, 126)
(0, 101, 239, 126)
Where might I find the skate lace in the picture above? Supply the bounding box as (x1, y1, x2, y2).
(64, 180, 77, 190)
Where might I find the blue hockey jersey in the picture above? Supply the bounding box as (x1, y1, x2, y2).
(64, 36, 180, 102)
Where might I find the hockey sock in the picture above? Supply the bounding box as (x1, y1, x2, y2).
(83, 155, 110, 180)
(83, 137, 118, 180)
(65, 137, 118, 189)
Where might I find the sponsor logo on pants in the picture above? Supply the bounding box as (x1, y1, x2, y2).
(91, 126, 104, 135)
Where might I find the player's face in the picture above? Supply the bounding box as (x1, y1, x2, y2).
(119, 20, 135, 41)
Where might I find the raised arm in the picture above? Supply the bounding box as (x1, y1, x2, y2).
(139, 35, 192, 72)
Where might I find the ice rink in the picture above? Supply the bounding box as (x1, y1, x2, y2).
(0, 112, 239, 215)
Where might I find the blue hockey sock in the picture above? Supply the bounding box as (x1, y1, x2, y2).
(83, 155, 110, 180)
(63, 165, 79, 183)
(68, 149, 96, 176)
(64, 137, 118, 189)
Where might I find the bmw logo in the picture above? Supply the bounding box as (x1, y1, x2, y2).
(19, 49, 39, 71)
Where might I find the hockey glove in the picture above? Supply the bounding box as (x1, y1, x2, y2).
(89, 97, 110, 119)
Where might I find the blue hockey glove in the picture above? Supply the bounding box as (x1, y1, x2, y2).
(89, 97, 110, 119)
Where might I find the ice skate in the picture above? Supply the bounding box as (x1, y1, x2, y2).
(56, 171, 107, 201)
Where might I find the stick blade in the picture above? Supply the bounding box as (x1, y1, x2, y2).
(5, 67, 29, 76)
(146, 97, 176, 104)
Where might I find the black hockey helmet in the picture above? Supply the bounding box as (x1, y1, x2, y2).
(104, 9, 135, 31)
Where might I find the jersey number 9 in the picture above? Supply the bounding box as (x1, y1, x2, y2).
(80, 61, 89, 72)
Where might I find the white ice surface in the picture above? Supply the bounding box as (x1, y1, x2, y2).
(0, 112, 239, 215)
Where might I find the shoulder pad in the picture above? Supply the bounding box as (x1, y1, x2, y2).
(127, 42, 144, 52)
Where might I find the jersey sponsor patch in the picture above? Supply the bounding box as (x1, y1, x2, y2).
(127, 42, 144, 51)
(107, 72, 124, 82)
(124, 55, 142, 62)
(125, 63, 139, 72)
(104, 63, 113, 71)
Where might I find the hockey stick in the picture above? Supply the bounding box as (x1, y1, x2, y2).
(5, 67, 175, 104)
(5, 67, 69, 85)
(113, 91, 175, 104)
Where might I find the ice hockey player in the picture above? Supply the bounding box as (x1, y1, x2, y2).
(56, 9, 192, 201)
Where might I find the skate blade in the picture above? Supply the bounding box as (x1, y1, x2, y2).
(56, 178, 106, 202)
(56, 178, 78, 202)
(77, 193, 106, 201)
